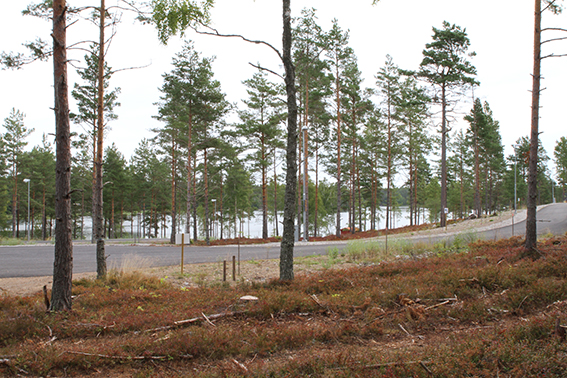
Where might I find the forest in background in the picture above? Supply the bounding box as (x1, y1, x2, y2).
(1, 8, 567, 243)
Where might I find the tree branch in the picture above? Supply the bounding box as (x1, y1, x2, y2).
(542, 52, 567, 59)
(249, 63, 283, 80)
(542, 0, 561, 13)
(191, 23, 283, 62)
(542, 27, 567, 32)
(110, 62, 152, 75)
(542, 36, 567, 44)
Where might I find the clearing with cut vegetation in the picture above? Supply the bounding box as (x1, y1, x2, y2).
(2, 219, 567, 376)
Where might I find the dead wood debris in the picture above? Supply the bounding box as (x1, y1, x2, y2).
(64, 351, 192, 361)
(334, 359, 433, 374)
(141, 311, 242, 334)
(232, 358, 249, 372)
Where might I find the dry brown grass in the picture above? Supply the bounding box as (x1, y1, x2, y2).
(2, 236, 567, 377)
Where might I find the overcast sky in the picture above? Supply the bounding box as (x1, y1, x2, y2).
(1, 0, 566, 178)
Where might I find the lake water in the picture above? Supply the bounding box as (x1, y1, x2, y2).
(71, 206, 428, 240)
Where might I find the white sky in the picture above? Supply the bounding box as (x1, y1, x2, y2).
(1, 0, 566, 178)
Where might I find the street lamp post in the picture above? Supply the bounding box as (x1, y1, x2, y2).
(23, 178, 30, 242)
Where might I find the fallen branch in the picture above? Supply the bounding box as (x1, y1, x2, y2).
(341, 359, 432, 370)
(0, 357, 29, 375)
(425, 300, 450, 311)
(201, 312, 216, 327)
(232, 358, 249, 372)
(65, 351, 168, 361)
(516, 296, 529, 310)
(398, 323, 425, 340)
(143, 311, 240, 333)
(420, 361, 434, 375)
(398, 323, 412, 337)
(309, 294, 335, 315)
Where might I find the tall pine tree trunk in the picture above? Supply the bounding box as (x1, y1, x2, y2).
(314, 142, 319, 237)
(94, 0, 106, 278)
(273, 152, 279, 237)
(11, 172, 18, 238)
(51, 0, 73, 311)
(42, 186, 47, 240)
(525, 0, 541, 252)
(186, 116, 193, 238)
(170, 137, 176, 244)
(473, 103, 482, 217)
(440, 82, 448, 227)
(303, 124, 309, 240)
(262, 135, 268, 239)
(335, 62, 342, 238)
(204, 147, 210, 245)
(280, 0, 298, 281)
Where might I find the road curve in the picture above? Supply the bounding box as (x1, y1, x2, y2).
(2, 203, 566, 278)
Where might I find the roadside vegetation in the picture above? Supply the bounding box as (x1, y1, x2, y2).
(2, 235, 567, 377)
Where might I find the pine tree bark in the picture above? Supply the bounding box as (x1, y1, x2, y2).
(335, 69, 342, 238)
(11, 174, 18, 239)
(280, 0, 297, 281)
(51, 0, 73, 311)
(262, 135, 268, 239)
(186, 115, 193, 238)
(409, 122, 414, 226)
(204, 147, 210, 245)
(170, 137, 176, 244)
(94, 0, 106, 279)
(273, 153, 279, 237)
(525, 0, 541, 252)
(440, 82, 448, 227)
(473, 102, 482, 217)
(314, 142, 319, 237)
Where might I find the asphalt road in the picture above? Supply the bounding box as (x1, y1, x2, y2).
(2, 203, 566, 278)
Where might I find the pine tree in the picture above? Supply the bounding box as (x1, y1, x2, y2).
(294, 8, 332, 239)
(23, 135, 56, 240)
(375, 56, 401, 233)
(157, 41, 227, 244)
(325, 20, 354, 238)
(416, 21, 478, 227)
(341, 57, 372, 234)
(237, 70, 285, 239)
(555, 137, 567, 202)
(396, 75, 430, 225)
(103, 144, 127, 239)
(2, 108, 34, 238)
(71, 44, 120, 247)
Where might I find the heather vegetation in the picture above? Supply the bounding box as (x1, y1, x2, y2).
(2, 235, 567, 376)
